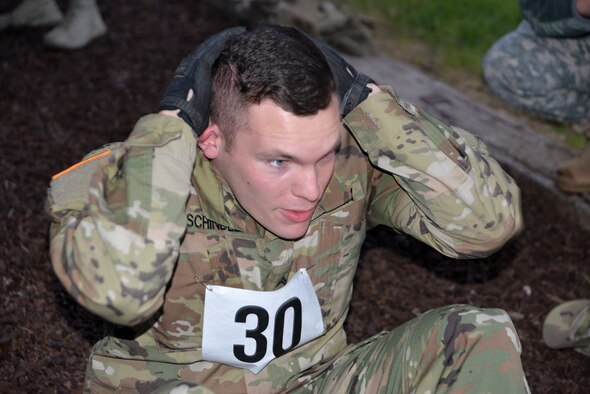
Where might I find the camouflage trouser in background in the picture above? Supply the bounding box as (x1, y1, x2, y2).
(292, 304, 530, 394)
(482, 21, 590, 125)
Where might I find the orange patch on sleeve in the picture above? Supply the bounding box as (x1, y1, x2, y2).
(51, 149, 112, 180)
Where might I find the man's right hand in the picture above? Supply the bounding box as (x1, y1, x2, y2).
(156, 26, 245, 136)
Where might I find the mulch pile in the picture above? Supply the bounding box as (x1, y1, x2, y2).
(1, 1, 588, 392)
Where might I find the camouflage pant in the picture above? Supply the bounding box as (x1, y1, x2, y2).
(289, 304, 529, 394)
(482, 21, 590, 124)
(84, 305, 529, 393)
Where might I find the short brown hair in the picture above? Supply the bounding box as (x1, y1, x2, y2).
(210, 24, 336, 149)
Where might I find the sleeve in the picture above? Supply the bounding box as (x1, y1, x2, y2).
(519, 0, 590, 37)
(46, 114, 197, 326)
(343, 88, 523, 259)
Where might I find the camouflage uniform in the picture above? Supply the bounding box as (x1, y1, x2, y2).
(543, 299, 590, 356)
(482, 0, 590, 124)
(47, 88, 529, 393)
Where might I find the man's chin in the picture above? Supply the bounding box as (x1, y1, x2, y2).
(270, 222, 311, 241)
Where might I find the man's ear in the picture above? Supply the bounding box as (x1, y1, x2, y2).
(197, 123, 223, 159)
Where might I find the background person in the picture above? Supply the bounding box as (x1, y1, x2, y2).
(482, 0, 590, 194)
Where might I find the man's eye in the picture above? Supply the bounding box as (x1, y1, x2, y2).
(270, 159, 287, 168)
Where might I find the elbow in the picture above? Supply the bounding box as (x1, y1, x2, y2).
(488, 209, 524, 252)
(90, 287, 165, 327)
(453, 213, 524, 259)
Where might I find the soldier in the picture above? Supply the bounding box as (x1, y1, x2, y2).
(482, 0, 590, 194)
(47, 25, 529, 392)
(0, 0, 106, 50)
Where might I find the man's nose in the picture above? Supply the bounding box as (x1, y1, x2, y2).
(292, 167, 321, 202)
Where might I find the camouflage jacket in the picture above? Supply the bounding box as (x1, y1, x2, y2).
(47, 89, 523, 392)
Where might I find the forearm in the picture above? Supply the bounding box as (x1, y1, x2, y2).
(345, 89, 523, 258)
(48, 114, 196, 325)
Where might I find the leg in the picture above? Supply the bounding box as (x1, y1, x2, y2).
(482, 21, 590, 123)
(44, 0, 107, 50)
(0, 0, 63, 31)
(293, 305, 529, 393)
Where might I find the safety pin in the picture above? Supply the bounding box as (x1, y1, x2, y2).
(193, 275, 213, 291)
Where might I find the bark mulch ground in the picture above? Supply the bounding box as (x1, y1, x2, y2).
(1, 1, 588, 392)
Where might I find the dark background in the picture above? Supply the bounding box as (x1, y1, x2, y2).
(1, 0, 588, 392)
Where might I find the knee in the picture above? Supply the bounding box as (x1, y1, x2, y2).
(482, 40, 529, 94)
(482, 25, 543, 98)
(442, 305, 522, 355)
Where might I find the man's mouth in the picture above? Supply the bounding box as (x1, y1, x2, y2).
(280, 208, 315, 223)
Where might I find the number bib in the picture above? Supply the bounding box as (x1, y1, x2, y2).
(202, 268, 325, 374)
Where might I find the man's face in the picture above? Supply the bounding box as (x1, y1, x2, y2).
(210, 95, 342, 240)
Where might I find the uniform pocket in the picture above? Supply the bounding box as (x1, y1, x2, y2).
(152, 232, 243, 352)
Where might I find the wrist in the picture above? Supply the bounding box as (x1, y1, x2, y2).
(159, 109, 182, 118)
(367, 83, 382, 97)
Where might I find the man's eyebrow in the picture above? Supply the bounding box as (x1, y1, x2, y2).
(325, 139, 342, 158)
(257, 150, 296, 160)
(258, 139, 341, 161)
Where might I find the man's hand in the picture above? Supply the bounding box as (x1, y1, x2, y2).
(308, 34, 377, 116)
(156, 26, 245, 135)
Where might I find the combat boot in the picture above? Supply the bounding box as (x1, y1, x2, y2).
(0, 0, 63, 31)
(44, 0, 106, 50)
(543, 299, 590, 356)
(555, 144, 590, 194)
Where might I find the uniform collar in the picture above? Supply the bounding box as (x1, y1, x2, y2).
(192, 149, 263, 236)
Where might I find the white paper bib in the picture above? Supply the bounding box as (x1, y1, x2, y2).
(202, 268, 325, 374)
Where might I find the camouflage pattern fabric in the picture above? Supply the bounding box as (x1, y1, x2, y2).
(49, 114, 196, 327)
(48, 89, 526, 392)
(292, 305, 529, 393)
(482, 20, 590, 124)
(543, 299, 590, 357)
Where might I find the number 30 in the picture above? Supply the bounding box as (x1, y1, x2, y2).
(233, 297, 303, 363)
